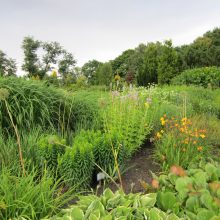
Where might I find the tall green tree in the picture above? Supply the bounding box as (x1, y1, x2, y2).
(22, 36, 76, 79)
(22, 36, 40, 77)
(110, 49, 135, 77)
(40, 41, 63, 77)
(137, 42, 162, 86)
(96, 62, 112, 85)
(58, 52, 76, 80)
(0, 50, 17, 76)
(81, 60, 102, 84)
(157, 40, 178, 84)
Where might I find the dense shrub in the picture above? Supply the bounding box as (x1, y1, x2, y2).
(172, 67, 220, 88)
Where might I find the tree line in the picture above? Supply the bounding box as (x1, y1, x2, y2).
(0, 27, 220, 86)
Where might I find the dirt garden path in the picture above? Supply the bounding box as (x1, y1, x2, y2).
(97, 144, 160, 194)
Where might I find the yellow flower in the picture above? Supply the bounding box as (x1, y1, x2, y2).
(179, 127, 185, 133)
(114, 74, 121, 81)
(51, 70, 57, 78)
(156, 132, 162, 139)
(197, 146, 203, 152)
(200, 134, 206, 139)
(160, 130, 164, 133)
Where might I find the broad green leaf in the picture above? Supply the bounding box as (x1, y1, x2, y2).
(185, 196, 200, 212)
(175, 177, 193, 200)
(149, 208, 163, 220)
(140, 193, 157, 208)
(70, 207, 84, 219)
(196, 209, 215, 220)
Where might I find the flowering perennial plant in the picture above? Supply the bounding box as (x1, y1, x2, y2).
(154, 115, 209, 170)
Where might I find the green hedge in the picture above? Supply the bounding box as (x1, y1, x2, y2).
(172, 67, 220, 88)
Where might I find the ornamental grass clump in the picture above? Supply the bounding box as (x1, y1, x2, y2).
(153, 115, 210, 170)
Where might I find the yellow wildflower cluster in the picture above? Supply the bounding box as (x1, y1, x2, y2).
(51, 70, 57, 78)
(155, 115, 207, 153)
(114, 74, 121, 81)
(31, 75, 40, 80)
(160, 114, 167, 126)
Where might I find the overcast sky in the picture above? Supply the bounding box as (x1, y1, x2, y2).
(0, 0, 220, 71)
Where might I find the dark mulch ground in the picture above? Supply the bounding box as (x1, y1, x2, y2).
(96, 144, 160, 194)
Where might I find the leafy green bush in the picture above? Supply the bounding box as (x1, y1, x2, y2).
(58, 134, 94, 189)
(38, 135, 66, 175)
(153, 160, 220, 219)
(172, 67, 220, 88)
(43, 189, 180, 219)
(0, 168, 75, 220)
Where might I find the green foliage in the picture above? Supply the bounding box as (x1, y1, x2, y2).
(81, 60, 103, 85)
(155, 160, 220, 219)
(111, 49, 135, 78)
(181, 28, 220, 68)
(0, 50, 17, 76)
(104, 90, 155, 155)
(38, 135, 66, 174)
(58, 134, 94, 189)
(58, 52, 76, 81)
(157, 40, 179, 84)
(43, 189, 181, 219)
(137, 42, 162, 85)
(22, 36, 76, 79)
(150, 85, 220, 118)
(91, 131, 128, 173)
(96, 62, 113, 86)
(22, 36, 41, 78)
(0, 167, 76, 220)
(0, 77, 73, 135)
(190, 114, 220, 148)
(70, 90, 104, 132)
(172, 66, 220, 88)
